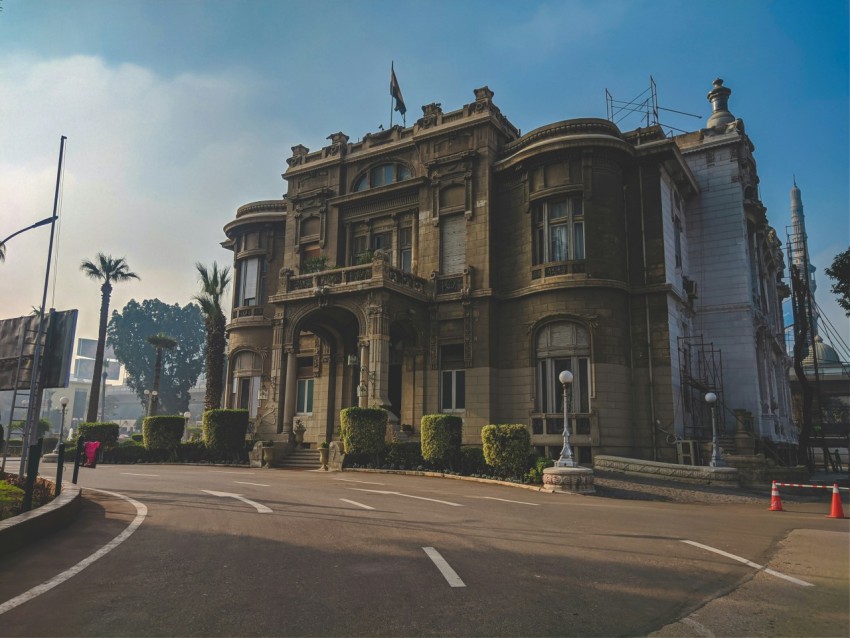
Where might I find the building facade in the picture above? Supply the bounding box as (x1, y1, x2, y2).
(222, 79, 794, 464)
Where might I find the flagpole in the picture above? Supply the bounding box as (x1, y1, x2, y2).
(390, 62, 394, 128)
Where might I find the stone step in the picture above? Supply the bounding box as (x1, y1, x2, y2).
(276, 448, 320, 469)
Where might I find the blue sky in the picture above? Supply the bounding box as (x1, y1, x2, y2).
(1, 0, 847, 349)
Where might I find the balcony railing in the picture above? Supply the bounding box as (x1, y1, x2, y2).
(531, 259, 586, 280)
(276, 260, 429, 300)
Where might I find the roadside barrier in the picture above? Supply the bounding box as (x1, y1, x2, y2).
(768, 480, 849, 518)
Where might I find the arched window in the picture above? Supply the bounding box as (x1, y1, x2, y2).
(231, 351, 262, 417)
(352, 163, 412, 192)
(536, 322, 591, 415)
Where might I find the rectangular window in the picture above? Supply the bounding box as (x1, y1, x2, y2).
(238, 257, 261, 307)
(440, 344, 465, 412)
(440, 215, 466, 274)
(399, 227, 412, 273)
(674, 216, 683, 268)
(372, 231, 392, 263)
(296, 378, 314, 414)
(533, 196, 584, 265)
(351, 235, 368, 265)
(537, 357, 590, 414)
(234, 375, 261, 418)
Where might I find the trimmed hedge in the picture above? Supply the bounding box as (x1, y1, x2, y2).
(421, 415, 463, 469)
(131, 434, 144, 443)
(340, 407, 387, 458)
(481, 424, 532, 478)
(77, 422, 120, 447)
(384, 441, 425, 469)
(203, 409, 249, 456)
(143, 415, 185, 450)
(459, 445, 490, 475)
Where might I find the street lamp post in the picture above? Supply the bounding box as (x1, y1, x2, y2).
(150, 390, 159, 416)
(556, 370, 577, 468)
(183, 411, 191, 442)
(55, 396, 69, 452)
(144, 390, 151, 417)
(704, 392, 725, 467)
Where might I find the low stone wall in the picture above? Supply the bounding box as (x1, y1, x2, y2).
(0, 478, 82, 556)
(593, 455, 739, 487)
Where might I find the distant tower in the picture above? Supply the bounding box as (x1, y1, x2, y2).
(789, 179, 819, 336)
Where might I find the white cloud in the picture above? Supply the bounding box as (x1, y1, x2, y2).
(0, 54, 286, 339)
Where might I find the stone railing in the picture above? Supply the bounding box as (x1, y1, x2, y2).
(280, 261, 429, 298)
(593, 455, 739, 487)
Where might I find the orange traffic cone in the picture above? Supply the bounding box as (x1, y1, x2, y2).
(768, 480, 784, 512)
(825, 483, 846, 519)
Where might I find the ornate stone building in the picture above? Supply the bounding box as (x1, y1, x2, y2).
(221, 79, 794, 464)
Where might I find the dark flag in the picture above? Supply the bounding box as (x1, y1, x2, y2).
(390, 63, 406, 116)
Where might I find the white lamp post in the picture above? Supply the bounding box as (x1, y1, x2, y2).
(704, 392, 725, 467)
(144, 390, 151, 416)
(183, 411, 191, 442)
(556, 370, 577, 468)
(55, 396, 69, 452)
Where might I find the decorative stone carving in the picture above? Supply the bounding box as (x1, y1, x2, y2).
(287, 144, 309, 167)
(542, 466, 595, 494)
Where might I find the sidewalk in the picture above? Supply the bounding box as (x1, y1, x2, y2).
(650, 528, 850, 637)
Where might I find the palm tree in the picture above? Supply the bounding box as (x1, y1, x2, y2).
(193, 262, 231, 410)
(0, 242, 5, 262)
(147, 333, 177, 416)
(80, 254, 139, 422)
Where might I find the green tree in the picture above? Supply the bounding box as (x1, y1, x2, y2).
(193, 262, 231, 410)
(107, 299, 205, 415)
(825, 248, 850, 316)
(147, 333, 177, 416)
(80, 254, 140, 422)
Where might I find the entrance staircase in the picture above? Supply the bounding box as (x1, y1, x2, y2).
(276, 446, 320, 470)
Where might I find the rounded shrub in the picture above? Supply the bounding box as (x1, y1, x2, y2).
(481, 424, 532, 478)
(340, 407, 387, 458)
(459, 445, 489, 475)
(77, 422, 120, 447)
(143, 416, 185, 450)
(420, 415, 463, 469)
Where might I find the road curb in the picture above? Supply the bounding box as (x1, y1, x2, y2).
(0, 480, 81, 557)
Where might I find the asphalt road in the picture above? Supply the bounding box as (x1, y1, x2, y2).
(1, 464, 847, 637)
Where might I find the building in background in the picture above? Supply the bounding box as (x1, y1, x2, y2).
(221, 79, 794, 465)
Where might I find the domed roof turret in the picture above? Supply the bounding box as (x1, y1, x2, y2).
(803, 335, 842, 366)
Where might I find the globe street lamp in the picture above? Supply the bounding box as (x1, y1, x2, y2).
(144, 390, 151, 417)
(704, 392, 725, 467)
(556, 370, 577, 468)
(183, 411, 192, 442)
(150, 390, 159, 416)
(55, 396, 69, 452)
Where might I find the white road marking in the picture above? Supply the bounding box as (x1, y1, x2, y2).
(351, 488, 462, 507)
(423, 547, 466, 588)
(120, 472, 159, 477)
(208, 471, 256, 474)
(340, 498, 375, 510)
(0, 487, 148, 616)
(234, 481, 270, 487)
(202, 490, 272, 514)
(681, 540, 814, 587)
(335, 478, 385, 485)
(469, 496, 540, 506)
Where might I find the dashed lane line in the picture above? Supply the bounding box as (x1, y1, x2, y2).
(423, 547, 466, 588)
(335, 478, 385, 485)
(467, 496, 540, 506)
(120, 472, 159, 477)
(0, 487, 148, 616)
(681, 540, 814, 587)
(340, 498, 375, 510)
(202, 490, 272, 514)
(350, 488, 463, 507)
(234, 481, 271, 487)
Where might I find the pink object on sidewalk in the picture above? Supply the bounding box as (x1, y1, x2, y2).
(84, 441, 101, 467)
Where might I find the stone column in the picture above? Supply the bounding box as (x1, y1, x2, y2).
(358, 341, 369, 408)
(282, 348, 298, 435)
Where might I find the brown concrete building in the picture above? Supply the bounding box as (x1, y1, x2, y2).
(222, 79, 793, 464)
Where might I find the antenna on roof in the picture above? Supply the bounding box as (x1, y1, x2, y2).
(605, 76, 701, 136)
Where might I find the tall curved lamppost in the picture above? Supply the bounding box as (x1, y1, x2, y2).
(704, 392, 725, 467)
(556, 370, 577, 468)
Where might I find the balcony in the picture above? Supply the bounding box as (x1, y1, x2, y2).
(270, 259, 430, 304)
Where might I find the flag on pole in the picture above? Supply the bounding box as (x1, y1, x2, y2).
(390, 63, 406, 116)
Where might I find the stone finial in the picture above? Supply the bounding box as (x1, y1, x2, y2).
(421, 103, 443, 117)
(474, 86, 495, 102)
(706, 78, 735, 128)
(327, 132, 349, 146)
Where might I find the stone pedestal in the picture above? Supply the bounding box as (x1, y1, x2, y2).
(542, 466, 595, 494)
(41, 452, 59, 464)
